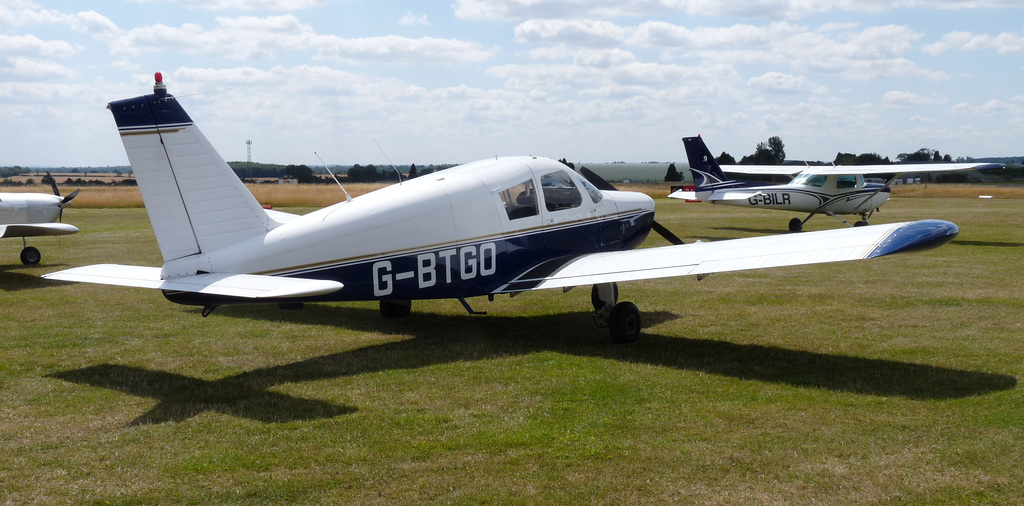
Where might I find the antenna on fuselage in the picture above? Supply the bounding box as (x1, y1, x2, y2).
(314, 151, 352, 203)
(373, 139, 403, 184)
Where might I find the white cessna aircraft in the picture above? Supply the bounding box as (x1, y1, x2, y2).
(45, 74, 962, 341)
(669, 136, 1003, 232)
(1, 173, 79, 265)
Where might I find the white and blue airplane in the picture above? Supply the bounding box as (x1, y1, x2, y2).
(1, 173, 79, 265)
(45, 74, 962, 341)
(669, 135, 1003, 232)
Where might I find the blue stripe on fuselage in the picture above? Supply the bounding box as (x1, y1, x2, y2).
(164, 210, 654, 306)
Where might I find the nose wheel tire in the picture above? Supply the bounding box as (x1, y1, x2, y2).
(608, 301, 641, 343)
(20, 246, 41, 266)
(788, 218, 803, 233)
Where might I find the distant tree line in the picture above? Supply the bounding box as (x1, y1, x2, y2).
(227, 161, 458, 183)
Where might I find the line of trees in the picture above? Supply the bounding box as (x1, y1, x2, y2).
(713, 137, 961, 167)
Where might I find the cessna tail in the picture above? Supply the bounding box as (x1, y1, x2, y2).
(46, 74, 962, 341)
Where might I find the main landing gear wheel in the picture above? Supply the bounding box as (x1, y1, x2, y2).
(788, 218, 803, 233)
(854, 220, 869, 227)
(379, 299, 412, 318)
(608, 302, 641, 343)
(20, 246, 41, 266)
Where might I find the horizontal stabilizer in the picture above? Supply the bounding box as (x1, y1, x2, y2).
(667, 189, 697, 200)
(498, 220, 957, 292)
(0, 223, 79, 239)
(43, 264, 343, 299)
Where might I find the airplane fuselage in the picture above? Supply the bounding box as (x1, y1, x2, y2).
(166, 156, 655, 305)
(697, 176, 891, 216)
(0, 193, 64, 225)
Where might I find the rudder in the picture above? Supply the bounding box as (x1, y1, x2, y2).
(681, 136, 730, 190)
(108, 73, 271, 266)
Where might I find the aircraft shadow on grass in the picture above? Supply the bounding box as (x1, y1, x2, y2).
(49, 305, 1017, 426)
(950, 240, 1024, 248)
(0, 266, 63, 292)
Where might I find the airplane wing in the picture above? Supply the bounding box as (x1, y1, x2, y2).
(799, 162, 1004, 176)
(718, 165, 806, 176)
(708, 162, 1003, 177)
(0, 223, 79, 239)
(43, 264, 343, 299)
(496, 220, 956, 292)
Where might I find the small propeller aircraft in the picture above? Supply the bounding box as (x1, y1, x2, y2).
(45, 74, 962, 341)
(0, 173, 79, 265)
(669, 136, 1003, 232)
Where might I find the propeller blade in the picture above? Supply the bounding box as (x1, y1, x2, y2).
(579, 167, 618, 191)
(61, 189, 80, 205)
(651, 220, 685, 245)
(46, 171, 60, 197)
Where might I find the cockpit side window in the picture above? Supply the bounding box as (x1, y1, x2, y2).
(793, 173, 827, 187)
(540, 171, 583, 212)
(579, 177, 603, 203)
(498, 179, 538, 220)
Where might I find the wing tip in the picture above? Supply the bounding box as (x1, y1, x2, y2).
(868, 220, 958, 258)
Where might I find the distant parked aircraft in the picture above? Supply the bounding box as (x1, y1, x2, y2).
(670, 135, 1002, 232)
(0, 173, 79, 264)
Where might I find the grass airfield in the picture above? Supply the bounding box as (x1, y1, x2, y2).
(1, 193, 1023, 503)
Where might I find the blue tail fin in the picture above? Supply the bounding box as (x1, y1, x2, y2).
(681, 136, 730, 190)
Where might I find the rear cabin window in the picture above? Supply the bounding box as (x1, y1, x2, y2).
(499, 179, 538, 220)
(540, 171, 583, 211)
(836, 174, 861, 189)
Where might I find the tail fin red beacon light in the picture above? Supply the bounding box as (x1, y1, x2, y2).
(45, 73, 962, 342)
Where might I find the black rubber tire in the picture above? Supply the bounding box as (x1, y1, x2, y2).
(590, 283, 619, 311)
(854, 220, 869, 227)
(20, 246, 41, 266)
(379, 299, 412, 318)
(608, 301, 641, 343)
(788, 218, 803, 233)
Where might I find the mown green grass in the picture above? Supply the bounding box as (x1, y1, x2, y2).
(1, 198, 1022, 503)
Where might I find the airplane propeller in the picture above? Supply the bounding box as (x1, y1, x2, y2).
(61, 189, 80, 206)
(579, 167, 685, 246)
(46, 171, 61, 198)
(45, 172, 80, 222)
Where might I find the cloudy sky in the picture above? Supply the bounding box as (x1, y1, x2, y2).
(1, 0, 1022, 167)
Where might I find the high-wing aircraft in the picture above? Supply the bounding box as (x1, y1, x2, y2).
(669, 135, 1003, 232)
(45, 74, 962, 341)
(1, 173, 79, 265)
